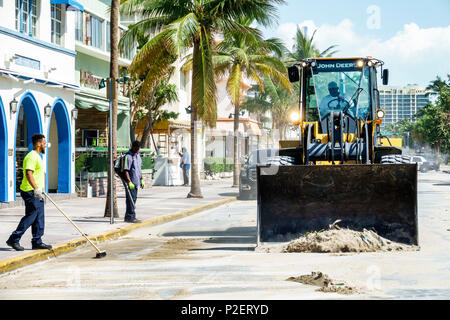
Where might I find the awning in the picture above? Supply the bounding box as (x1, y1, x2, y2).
(136, 119, 192, 133)
(74, 98, 131, 148)
(75, 93, 130, 115)
(0, 68, 80, 91)
(50, 0, 84, 11)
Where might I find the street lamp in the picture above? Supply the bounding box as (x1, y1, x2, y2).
(99, 78, 106, 90)
(44, 104, 52, 117)
(10, 98, 18, 114)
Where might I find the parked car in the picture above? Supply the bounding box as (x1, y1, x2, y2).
(239, 149, 295, 200)
(411, 155, 434, 172)
(424, 155, 440, 171)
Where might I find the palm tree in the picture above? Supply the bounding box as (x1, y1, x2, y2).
(139, 79, 179, 148)
(105, 0, 120, 218)
(286, 27, 338, 63)
(426, 75, 448, 97)
(213, 23, 292, 187)
(242, 76, 298, 140)
(119, 0, 285, 198)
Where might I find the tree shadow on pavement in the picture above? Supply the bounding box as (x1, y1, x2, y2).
(163, 226, 257, 251)
(218, 192, 239, 197)
(191, 246, 255, 252)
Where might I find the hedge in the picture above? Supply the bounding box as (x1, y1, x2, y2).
(76, 153, 155, 174)
(204, 157, 234, 174)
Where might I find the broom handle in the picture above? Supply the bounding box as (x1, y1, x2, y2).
(43, 192, 102, 254)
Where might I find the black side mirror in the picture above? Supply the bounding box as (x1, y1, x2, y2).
(288, 66, 300, 83)
(382, 69, 389, 86)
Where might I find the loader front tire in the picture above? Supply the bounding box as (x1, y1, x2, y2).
(381, 155, 411, 164)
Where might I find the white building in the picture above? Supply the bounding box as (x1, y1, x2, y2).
(0, 0, 83, 202)
(204, 77, 263, 162)
(379, 85, 430, 132)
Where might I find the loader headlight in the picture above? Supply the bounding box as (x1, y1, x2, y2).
(377, 109, 385, 119)
(290, 111, 300, 124)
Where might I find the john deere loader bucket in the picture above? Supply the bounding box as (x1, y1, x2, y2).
(257, 164, 418, 245)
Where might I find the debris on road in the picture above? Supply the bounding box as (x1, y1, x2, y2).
(287, 271, 358, 295)
(283, 228, 419, 253)
(137, 238, 203, 260)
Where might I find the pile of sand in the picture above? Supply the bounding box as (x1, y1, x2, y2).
(284, 228, 418, 253)
(287, 272, 357, 295)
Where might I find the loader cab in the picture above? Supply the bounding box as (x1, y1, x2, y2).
(287, 57, 391, 164)
(302, 58, 375, 134)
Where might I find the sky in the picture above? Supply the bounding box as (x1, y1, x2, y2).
(260, 0, 450, 88)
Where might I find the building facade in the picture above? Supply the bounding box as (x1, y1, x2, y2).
(380, 85, 430, 132)
(204, 77, 263, 167)
(73, 0, 135, 151)
(0, 0, 83, 202)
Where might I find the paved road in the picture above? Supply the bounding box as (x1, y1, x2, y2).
(0, 171, 449, 300)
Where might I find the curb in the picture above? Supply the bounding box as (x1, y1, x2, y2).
(0, 196, 237, 275)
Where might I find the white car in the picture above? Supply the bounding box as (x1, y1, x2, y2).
(411, 156, 431, 172)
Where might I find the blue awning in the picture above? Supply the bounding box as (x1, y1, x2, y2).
(50, 0, 84, 11)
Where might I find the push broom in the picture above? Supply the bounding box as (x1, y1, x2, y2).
(43, 192, 107, 259)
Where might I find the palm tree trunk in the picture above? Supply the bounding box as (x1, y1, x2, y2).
(188, 40, 203, 198)
(104, 0, 119, 218)
(232, 104, 240, 188)
(140, 114, 153, 149)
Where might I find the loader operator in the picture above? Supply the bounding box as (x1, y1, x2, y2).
(318, 81, 356, 120)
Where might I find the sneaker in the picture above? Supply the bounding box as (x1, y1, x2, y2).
(32, 243, 52, 250)
(6, 241, 24, 251)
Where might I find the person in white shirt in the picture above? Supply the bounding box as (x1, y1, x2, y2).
(318, 81, 355, 120)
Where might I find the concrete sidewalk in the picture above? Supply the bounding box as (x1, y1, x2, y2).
(0, 178, 238, 273)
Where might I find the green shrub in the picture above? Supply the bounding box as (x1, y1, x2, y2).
(75, 153, 88, 174)
(78, 153, 155, 174)
(142, 156, 155, 170)
(85, 156, 108, 173)
(204, 157, 234, 174)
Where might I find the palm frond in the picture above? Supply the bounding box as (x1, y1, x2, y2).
(167, 12, 199, 54)
(253, 63, 292, 94)
(319, 45, 339, 57)
(136, 54, 176, 106)
(119, 16, 170, 52)
(226, 63, 243, 106)
(212, 54, 233, 78)
(192, 26, 217, 126)
(128, 28, 175, 77)
(207, 0, 286, 28)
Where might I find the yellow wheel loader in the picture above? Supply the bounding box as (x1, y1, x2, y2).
(257, 57, 418, 245)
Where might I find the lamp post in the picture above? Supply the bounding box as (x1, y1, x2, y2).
(100, 75, 129, 224)
(108, 77, 114, 225)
